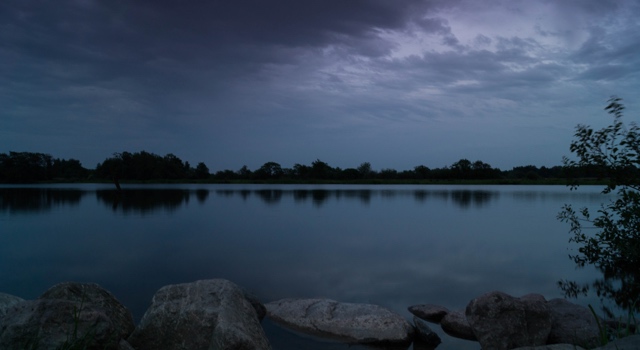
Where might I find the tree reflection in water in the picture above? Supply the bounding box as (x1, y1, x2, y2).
(212, 188, 498, 209)
(96, 189, 192, 214)
(0, 188, 85, 213)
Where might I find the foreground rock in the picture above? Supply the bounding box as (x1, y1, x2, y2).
(41, 282, 135, 341)
(266, 298, 414, 345)
(419, 291, 611, 348)
(0, 282, 134, 350)
(465, 291, 552, 350)
(0, 293, 24, 318)
(127, 279, 270, 350)
(546, 298, 600, 347)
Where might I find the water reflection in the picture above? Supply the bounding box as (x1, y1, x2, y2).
(0, 188, 504, 212)
(255, 189, 284, 205)
(0, 188, 85, 213)
(0, 186, 606, 214)
(0, 184, 608, 350)
(96, 189, 194, 214)
(215, 189, 498, 208)
(195, 189, 209, 203)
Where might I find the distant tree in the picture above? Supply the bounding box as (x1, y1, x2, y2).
(558, 96, 640, 314)
(357, 162, 373, 178)
(237, 165, 252, 179)
(292, 163, 310, 179)
(471, 160, 501, 179)
(378, 168, 398, 180)
(94, 151, 195, 182)
(341, 168, 361, 180)
(162, 153, 186, 179)
(214, 169, 237, 181)
(509, 165, 541, 179)
(0, 152, 53, 183)
(255, 162, 284, 180)
(51, 158, 89, 180)
(413, 165, 430, 179)
(310, 159, 334, 179)
(95, 153, 125, 186)
(450, 159, 473, 179)
(194, 162, 210, 179)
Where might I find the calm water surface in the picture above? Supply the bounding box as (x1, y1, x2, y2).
(0, 184, 611, 349)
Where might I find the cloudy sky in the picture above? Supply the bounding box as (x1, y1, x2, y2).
(2, 0, 639, 172)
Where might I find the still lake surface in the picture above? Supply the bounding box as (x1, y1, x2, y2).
(0, 184, 612, 349)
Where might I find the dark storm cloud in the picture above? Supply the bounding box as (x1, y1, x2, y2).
(1, 0, 639, 170)
(0, 0, 445, 115)
(1, 0, 443, 66)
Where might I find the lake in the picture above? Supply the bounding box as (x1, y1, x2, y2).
(0, 184, 612, 349)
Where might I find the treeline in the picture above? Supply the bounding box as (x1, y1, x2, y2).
(0, 150, 609, 184)
(211, 159, 567, 182)
(94, 151, 210, 181)
(0, 152, 89, 183)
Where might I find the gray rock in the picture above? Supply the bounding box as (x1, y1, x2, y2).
(413, 316, 441, 347)
(546, 298, 600, 348)
(266, 298, 414, 345)
(408, 304, 450, 323)
(127, 279, 271, 350)
(465, 291, 552, 350)
(0, 293, 24, 318)
(40, 282, 134, 340)
(0, 299, 125, 350)
(0, 282, 134, 350)
(440, 310, 476, 340)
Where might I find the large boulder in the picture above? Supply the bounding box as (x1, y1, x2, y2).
(0, 293, 24, 318)
(465, 291, 552, 350)
(266, 298, 414, 345)
(40, 282, 135, 340)
(546, 298, 600, 347)
(127, 279, 270, 350)
(0, 282, 134, 350)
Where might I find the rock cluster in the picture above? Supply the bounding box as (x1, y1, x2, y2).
(0, 280, 269, 350)
(409, 290, 638, 350)
(1, 282, 638, 350)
